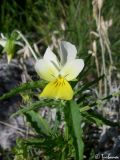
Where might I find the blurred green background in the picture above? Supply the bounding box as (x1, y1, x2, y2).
(0, 0, 120, 69)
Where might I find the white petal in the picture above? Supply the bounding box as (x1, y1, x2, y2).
(44, 47, 57, 61)
(60, 41, 77, 65)
(44, 47, 60, 71)
(0, 39, 6, 47)
(60, 59, 84, 81)
(35, 59, 59, 81)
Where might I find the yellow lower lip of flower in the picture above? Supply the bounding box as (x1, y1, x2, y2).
(40, 77, 73, 100)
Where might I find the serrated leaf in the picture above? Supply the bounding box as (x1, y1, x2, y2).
(86, 91, 120, 108)
(11, 100, 61, 117)
(64, 101, 84, 160)
(24, 110, 52, 136)
(0, 80, 46, 101)
(82, 110, 120, 127)
(80, 105, 90, 112)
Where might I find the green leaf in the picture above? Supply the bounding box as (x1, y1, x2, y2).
(23, 138, 45, 145)
(24, 110, 52, 136)
(78, 75, 104, 93)
(4, 37, 15, 63)
(13, 139, 28, 160)
(11, 100, 61, 117)
(64, 101, 84, 160)
(0, 80, 46, 101)
(80, 105, 90, 112)
(78, 55, 92, 80)
(87, 91, 120, 108)
(82, 110, 120, 127)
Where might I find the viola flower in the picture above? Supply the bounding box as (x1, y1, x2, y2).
(35, 41, 84, 100)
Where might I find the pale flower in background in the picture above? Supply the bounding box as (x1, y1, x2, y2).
(35, 41, 84, 100)
(0, 33, 7, 47)
(0, 33, 24, 63)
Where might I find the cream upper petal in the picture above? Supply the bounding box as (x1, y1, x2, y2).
(60, 41, 77, 65)
(60, 59, 84, 81)
(35, 59, 59, 81)
(0, 39, 6, 47)
(43, 47, 60, 70)
(44, 47, 57, 62)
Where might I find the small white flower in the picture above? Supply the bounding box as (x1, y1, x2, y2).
(0, 33, 7, 47)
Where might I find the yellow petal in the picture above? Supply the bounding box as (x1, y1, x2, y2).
(40, 77, 73, 100)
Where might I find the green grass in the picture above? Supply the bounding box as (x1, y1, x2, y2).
(0, 0, 119, 60)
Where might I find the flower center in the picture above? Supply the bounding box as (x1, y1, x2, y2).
(54, 77, 65, 87)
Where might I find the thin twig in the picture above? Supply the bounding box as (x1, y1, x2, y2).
(0, 120, 35, 136)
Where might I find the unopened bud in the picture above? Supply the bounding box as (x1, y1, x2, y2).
(4, 38, 15, 63)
